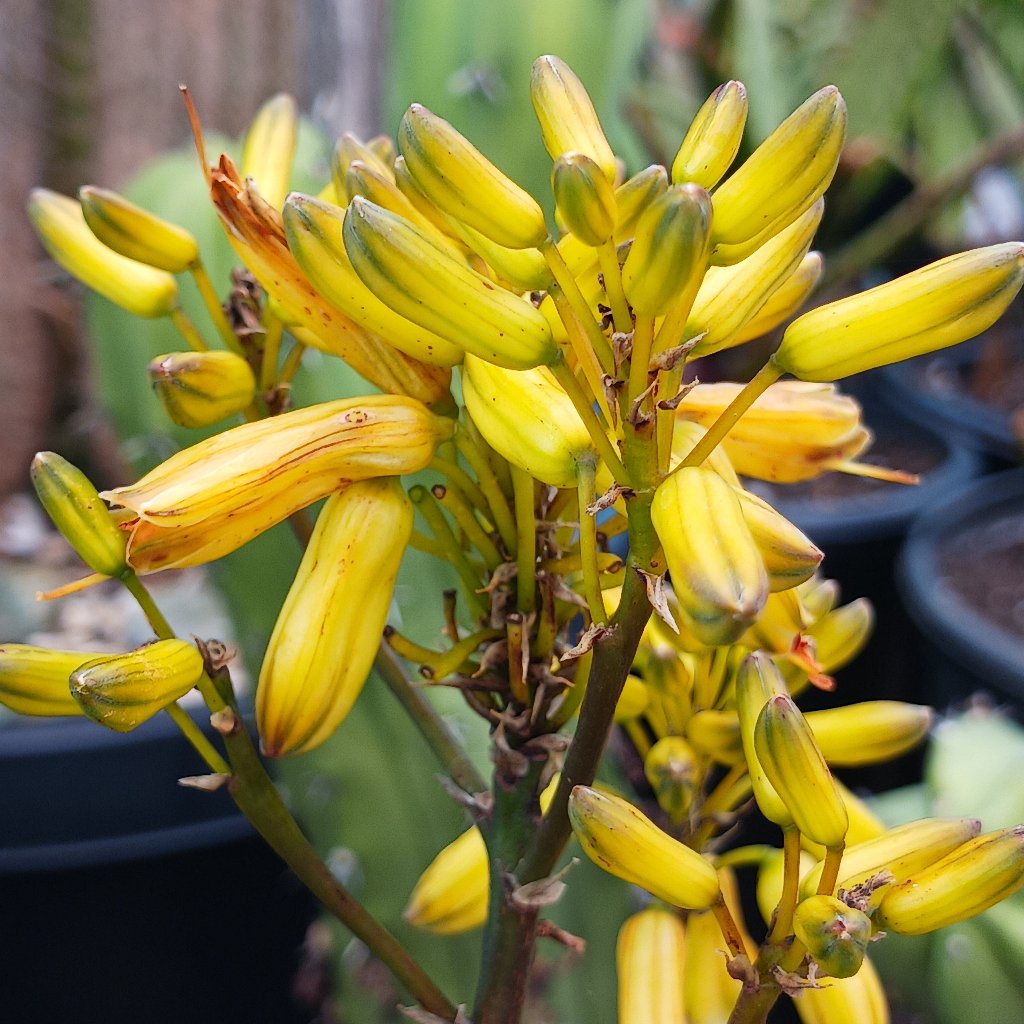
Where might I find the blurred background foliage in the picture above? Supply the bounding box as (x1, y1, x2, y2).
(5, 0, 1024, 1019)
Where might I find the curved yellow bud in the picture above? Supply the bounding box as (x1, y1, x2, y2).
(241, 93, 299, 209)
(0, 644, 94, 717)
(616, 907, 686, 1024)
(79, 186, 198, 272)
(734, 488, 823, 591)
(530, 55, 617, 182)
(404, 826, 489, 935)
(774, 242, 1024, 381)
(569, 785, 721, 909)
(461, 355, 595, 488)
(71, 639, 204, 732)
(672, 80, 748, 190)
(149, 351, 257, 428)
(729, 250, 823, 346)
(551, 152, 616, 247)
(399, 103, 547, 249)
(28, 189, 179, 318)
(257, 479, 413, 756)
(805, 701, 933, 768)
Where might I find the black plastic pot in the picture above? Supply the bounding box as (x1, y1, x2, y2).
(876, 333, 1024, 468)
(0, 711, 315, 1023)
(899, 468, 1024, 709)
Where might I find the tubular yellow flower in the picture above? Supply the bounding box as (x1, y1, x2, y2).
(754, 693, 849, 849)
(461, 355, 595, 488)
(256, 479, 413, 757)
(616, 907, 686, 1024)
(70, 639, 204, 732)
(709, 86, 846, 264)
(805, 701, 934, 767)
(148, 351, 257, 429)
(31, 451, 128, 579)
(28, 188, 179, 318)
(774, 242, 1024, 381)
(676, 380, 869, 482)
(672, 80, 748, 190)
(404, 826, 489, 935)
(208, 154, 451, 405)
(734, 488, 823, 592)
(79, 186, 199, 272)
(652, 467, 768, 646)
(240, 93, 299, 209)
(343, 196, 557, 370)
(0, 644, 94, 717)
(569, 785, 721, 909)
(729, 251, 823, 346)
(399, 103, 547, 249)
(795, 956, 890, 1024)
(874, 825, 1024, 935)
(530, 55, 617, 182)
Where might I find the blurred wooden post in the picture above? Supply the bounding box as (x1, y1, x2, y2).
(1, 0, 388, 499)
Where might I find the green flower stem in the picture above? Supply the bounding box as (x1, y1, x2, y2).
(541, 239, 615, 375)
(169, 306, 211, 352)
(434, 483, 503, 569)
(626, 314, 655, 410)
(547, 284, 614, 423)
(549, 357, 629, 485)
(766, 826, 802, 944)
(278, 337, 306, 387)
(575, 459, 606, 624)
(215, 707, 457, 1021)
(407, 529, 447, 559)
(816, 844, 845, 896)
(430, 454, 491, 516)
(711, 895, 747, 959)
(259, 313, 284, 392)
(726, 973, 782, 1024)
(511, 466, 537, 616)
(675, 360, 782, 473)
(164, 701, 231, 774)
(454, 428, 518, 555)
(656, 361, 687, 473)
(190, 259, 243, 354)
(373, 644, 486, 795)
(598, 240, 632, 335)
(122, 571, 176, 640)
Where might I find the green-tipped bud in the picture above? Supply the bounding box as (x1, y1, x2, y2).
(531, 55, 617, 182)
(621, 184, 713, 317)
(651, 467, 768, 646)
(614, 164, 670, 237)
(30, 451, 128, 579)
(736, 652, 795, 828)
(754, 693, 849, 849)
(331, 131, 395, 204)
(644, 736, 700, 823)
(28, 189, 179, 318)
(569, 785, 721, 909)
(734, 488, 823, 592)
(774, 242, 1024, 380)
(70, 639, 204, 732)
(551, 152, 616, 247)
(672, 80, 748, 190)
(399, 103, 547, 249)
(874, 825, 1024, 935)
(710, 86, 846, 264)
(79, 186, 198, 272)
(793, 895, 871, 979)
(241, 93, 299, 209)
(149, 351, 257, 428)
(0, 644, 94, 717)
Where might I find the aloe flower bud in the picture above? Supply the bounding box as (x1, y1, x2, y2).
(256, 479, 413, 756)
(404, 827, 489, 935)
(755, 693, 849, 849)
(644, 735, 700, 823)
(874, 826, 1024, 934)
(531, 55, 617, 181)
(461, 355, 595, 488)
(734, 488, 823, 591)
(616, 907, 686, 1024)
(621, 184, 712, 317)
(729, 250, 823, 345)
(794, 894, 871, 978)
(28, 189, 179, 318)
(672, 80, 748, 190)
(570, 786, 721, 910)
(149, 351, 257, 428)
(240, 93, 298, 209)
(0, 644, 94, 717)
(79, 186, 198, 272)
(551, 152, 616, 247)
(795, 957, 890, 1024)
(774, 242, 1024, 381)
(652, 467, 768, 646)
(805, 701, 934, 767)
(70, 639, 204, 732)
(31, 451, 128, 579)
